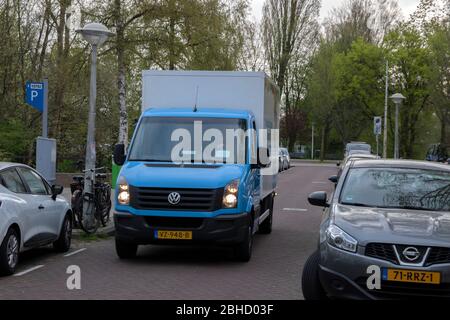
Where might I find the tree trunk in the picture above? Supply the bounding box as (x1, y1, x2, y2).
(115, 0, 128, 148)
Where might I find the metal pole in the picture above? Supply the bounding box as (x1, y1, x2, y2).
(311, 123, 314, 160)
(376, 134, 379, 157)
(84, 44, 98, 222)
(43, 78, 48, 138)
(383, 60, 388, 158)
(394, 103, 399, 159)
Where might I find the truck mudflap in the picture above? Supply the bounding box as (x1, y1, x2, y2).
(114, 212, 250, 245)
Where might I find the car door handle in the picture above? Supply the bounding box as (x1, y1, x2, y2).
(38, 205, 45, 210)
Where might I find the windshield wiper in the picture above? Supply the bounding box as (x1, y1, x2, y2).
(128, 159, 173, 162)
(340, 202, 374, 207)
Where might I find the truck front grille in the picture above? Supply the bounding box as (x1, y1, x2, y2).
(130, 186, 224, 211)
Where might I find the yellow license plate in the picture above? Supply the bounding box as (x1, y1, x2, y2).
(155, 230, 192, 240)
(382, 268, 441, 284)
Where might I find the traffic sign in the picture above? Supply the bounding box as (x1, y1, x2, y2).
(374, 116, 382, 136)
(25, 82, 44, 112)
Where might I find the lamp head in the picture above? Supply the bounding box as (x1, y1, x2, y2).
(76, 23, 115, 47)
(390, 93, 406, 105)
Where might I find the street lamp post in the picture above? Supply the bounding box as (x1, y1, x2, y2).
(76, 23, 115, 226)
(390, 93, 406, 159)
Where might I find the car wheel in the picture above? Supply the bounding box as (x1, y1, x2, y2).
(115, 238, 138, 259)
(53, 214, 72, 253)
(301, 250, 328, 300)
(0, 228, 20, 276)
(234, 218, 253, 262)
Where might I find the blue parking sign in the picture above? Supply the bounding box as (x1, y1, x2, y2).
(25, 81, 44, 112)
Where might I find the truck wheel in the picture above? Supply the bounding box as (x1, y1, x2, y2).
(53, 214, 72, 253)
(0, 228, 20, 276)
(301, 250, 328, 300)
(115, 238, 138, 259)
(234, 221, 253, 262)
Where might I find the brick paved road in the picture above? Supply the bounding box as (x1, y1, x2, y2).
(0, 163, 337, 300)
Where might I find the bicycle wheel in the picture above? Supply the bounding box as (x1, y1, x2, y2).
(71, 190, 83, 229)
(96, 184, 112, 227)
(80, 198, 99, 234)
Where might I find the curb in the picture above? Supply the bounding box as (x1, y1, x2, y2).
(72, 225, 115, 237)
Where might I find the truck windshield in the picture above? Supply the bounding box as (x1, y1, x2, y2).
(128, 117, 248, 164)
(340, 167, 450, 212)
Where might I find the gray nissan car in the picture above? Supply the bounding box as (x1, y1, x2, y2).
(302, 159, 450, 300)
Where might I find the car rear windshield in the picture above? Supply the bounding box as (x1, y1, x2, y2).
(347, 144, 371, 152)
(340, 167, 450, 212)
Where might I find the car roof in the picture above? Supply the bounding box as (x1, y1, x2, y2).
(350, 159, 450, 171)
(0, 162, 30, 171)
(347, 153, 377, 159)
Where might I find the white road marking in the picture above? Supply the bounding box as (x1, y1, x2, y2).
(64, 248, 87, 257)
(282, 208, 308, 212)
(14, 265, 44, 277)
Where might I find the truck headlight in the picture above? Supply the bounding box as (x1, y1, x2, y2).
(326, 225, 357, 253)
(223, 180, 239, 208)
(117, 177, 130, 205)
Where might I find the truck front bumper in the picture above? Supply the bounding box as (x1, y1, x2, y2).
(114, 212, 250, 245)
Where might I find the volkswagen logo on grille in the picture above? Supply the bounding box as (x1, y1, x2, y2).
(168, 192, 181, 205)
(402, 247, 420, 261)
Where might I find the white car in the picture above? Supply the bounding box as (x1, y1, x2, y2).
(0, 163, 72, 275)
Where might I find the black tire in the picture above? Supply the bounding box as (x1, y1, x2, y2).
(301, 250, 328, 300)
(115, 238, 138, 259)
(234, 217, 253, 262)
(259, 195, 274, 235)
(53, 214, 72, 253)
(0, 228, 20, 276)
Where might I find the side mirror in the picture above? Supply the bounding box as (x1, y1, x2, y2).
(336, 162, 341, 167)
(328, 175, 339, 184)
(308, 191, 329, 207)
(114, 144, 126, 166)
(51, 185, 64, 200)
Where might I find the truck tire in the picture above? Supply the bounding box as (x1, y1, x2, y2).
(0, 228, 20, 276)
(258, 195, 274, 235)
(301, 250, 328, 300)
(115, 238, 138, 259)
(53, 214, 72, 253)
(234, 220, 253, 262)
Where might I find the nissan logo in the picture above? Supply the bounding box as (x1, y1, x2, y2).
(402, 247, 420, 261)
(168, 192, 181, 205)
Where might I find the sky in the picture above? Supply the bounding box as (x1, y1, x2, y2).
(249, 0, 421, 22)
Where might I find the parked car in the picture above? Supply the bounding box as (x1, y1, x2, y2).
(0, 163, 72, 276)
(337, 153, 378, 178)
(278, 148, 290, 171)
(426, 143, 448, 163)
(344, 142, 371, 158)
(302, 159, 450, 300)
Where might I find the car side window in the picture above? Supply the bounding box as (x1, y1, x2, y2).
(0, 169, 27, 193)
(18, 168, 48, 195)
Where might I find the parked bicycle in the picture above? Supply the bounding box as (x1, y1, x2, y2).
(70, 167, 112, 234)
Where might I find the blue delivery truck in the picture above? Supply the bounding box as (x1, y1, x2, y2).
(113, 71, 280, 262)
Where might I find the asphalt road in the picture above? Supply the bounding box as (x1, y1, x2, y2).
(0, 162, 337, 300)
